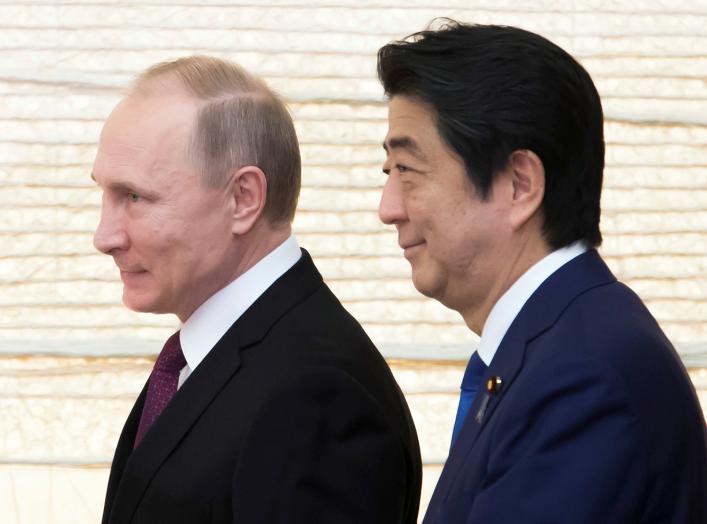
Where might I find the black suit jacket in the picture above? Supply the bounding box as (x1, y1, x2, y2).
(423, 250, 707, 523)
(102, 250, 422, 523)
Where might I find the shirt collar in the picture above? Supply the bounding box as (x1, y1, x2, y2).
(476, 241, 588, 365)
(179, 234, 302, 373)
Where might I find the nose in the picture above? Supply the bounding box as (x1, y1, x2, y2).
(93, 198, 129, 254)
(378, 172, 407, 225)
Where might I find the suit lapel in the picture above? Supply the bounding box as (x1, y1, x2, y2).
(427, 251, 617, 516)
(106, 335, 244, 523)
(102, 383, 146, 524)
(107, 250, 324, 523)
(431, 316, 529, 503)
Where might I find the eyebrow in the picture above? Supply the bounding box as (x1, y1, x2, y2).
(383, 136, 427, 161)
(91, 173, 145, 196)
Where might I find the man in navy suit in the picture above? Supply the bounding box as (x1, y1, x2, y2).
(377, 21, 706, 522)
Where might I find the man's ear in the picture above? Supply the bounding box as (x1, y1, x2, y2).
(507, 149, 545, 230)
(227, 165, 267, 235)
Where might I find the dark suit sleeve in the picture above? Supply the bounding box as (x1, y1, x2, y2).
(463, 354, 645, 524)
(230, 367, 411, 524)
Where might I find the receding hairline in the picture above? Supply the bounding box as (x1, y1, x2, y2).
(120, 55, 302, 225)
(122, 58, 276, 181)
(125, 75, 267, 116)
(130, 55, 274, 102)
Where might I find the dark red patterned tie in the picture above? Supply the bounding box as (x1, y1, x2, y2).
(134, 331, 186, 448)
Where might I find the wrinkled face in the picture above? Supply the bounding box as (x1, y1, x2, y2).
(92, 93, 236, 321)
(380, 96, 510, 317)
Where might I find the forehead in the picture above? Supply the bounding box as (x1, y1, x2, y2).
(386, 96, 466, 169)
(101, 93, 197, 150)
(384, 96, 443, 157)
(93, 93, 198, 181)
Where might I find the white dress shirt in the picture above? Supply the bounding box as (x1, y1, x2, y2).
(476, 241, 588, 366)
(177, 235, 302, 388)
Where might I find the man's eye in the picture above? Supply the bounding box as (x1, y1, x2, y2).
(128, 193, 140, 202)
(396, 164, 409, 173)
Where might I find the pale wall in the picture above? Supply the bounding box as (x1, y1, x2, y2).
(1, 1, 706, 522)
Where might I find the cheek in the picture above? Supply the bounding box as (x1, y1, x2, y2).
(405, 194, 435, 228)
(190, 211, 231, 254)
(141, 223, 188, 275)
(433, 215, 479, 260)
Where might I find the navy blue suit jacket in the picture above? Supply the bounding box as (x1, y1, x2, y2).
(424, 250, 706, 523)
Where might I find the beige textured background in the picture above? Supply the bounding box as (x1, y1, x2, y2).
(1, 1, 706, 522)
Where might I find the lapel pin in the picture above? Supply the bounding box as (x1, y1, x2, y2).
(486, 375, 503, 395)
(476, 376, 503, 423)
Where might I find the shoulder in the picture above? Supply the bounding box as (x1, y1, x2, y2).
(528, 278, 677, 377)
(507, 278, 705, 483)
(235, 281, 417, 438)
(522, 278, 697, 416)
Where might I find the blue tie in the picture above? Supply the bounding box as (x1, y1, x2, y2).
(451, 351, 488, 446)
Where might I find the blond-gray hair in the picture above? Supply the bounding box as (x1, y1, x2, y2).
(133, 55, 300, 225)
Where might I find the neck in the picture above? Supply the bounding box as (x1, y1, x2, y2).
(461, 233, 551, 335)
(229, 222, 292, 281)
(176, 222, 292, 323)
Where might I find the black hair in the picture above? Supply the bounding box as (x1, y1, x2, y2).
(378, 20, 604, 248)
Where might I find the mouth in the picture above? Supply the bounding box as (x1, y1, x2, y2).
(119, 268, 148, 281)
(400, 241, 425, 257)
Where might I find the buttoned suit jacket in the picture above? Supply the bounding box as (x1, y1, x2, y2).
(424, 250, 706, 523)
(102, 250, 422, 523)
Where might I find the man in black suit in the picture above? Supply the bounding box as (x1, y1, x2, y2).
(93, 55, 421, 523)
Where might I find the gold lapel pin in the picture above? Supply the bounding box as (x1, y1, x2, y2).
(486, 376, 502, 394)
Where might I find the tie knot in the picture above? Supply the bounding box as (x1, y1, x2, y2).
(461, 351, 487, 392)
(154, 331, 186, 374)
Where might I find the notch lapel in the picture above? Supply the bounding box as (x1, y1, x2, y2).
(102, 383, 146, 524)
(106, 337, 243, 523)
(106, 250, 324, 523)
(432, 316, 529, 501)
(425, 251, 617, 518)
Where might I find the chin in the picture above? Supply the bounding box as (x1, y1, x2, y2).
(411, 273, 439, 301)
(122, 292, 161, 314)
